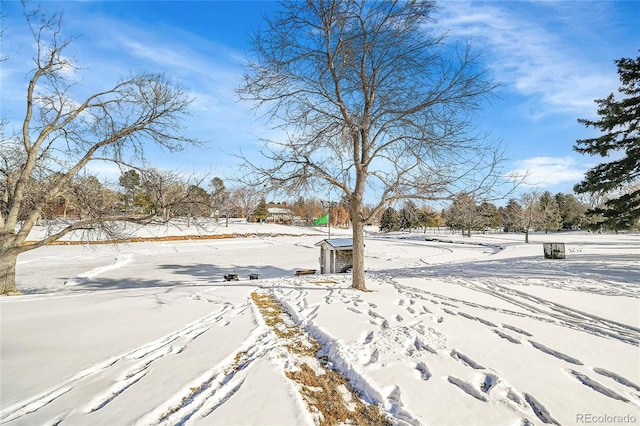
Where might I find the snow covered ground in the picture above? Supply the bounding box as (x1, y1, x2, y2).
(1, 222, 639, 425)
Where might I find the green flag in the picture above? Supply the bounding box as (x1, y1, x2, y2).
(314, 213, 329, 225)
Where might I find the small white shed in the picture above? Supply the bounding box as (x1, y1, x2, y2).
(315, 238, 353, 274)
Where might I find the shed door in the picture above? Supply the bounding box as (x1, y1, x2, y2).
(320, 248, 326, 274)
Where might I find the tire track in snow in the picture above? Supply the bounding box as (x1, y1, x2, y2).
(0, 302, 235, 423)
(448, 278, 640, 346)
(63, 254, 133, 286)
(136, 325, 276, 426)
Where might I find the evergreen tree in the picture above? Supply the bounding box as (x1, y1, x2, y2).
(478, 201, 500, 231)
(379, 207, 400, 232)
(253, 198, 269, 223)
(538, 191, 561, 233)
(119, 169, 141, 213)
(418, 207, 441, 232)
(574, 54, 640, 230)
(501, 199, 523, 233)
(399, 200, 420, 231)
(210, 177, 229, 223)
(555, 193, 586, 230)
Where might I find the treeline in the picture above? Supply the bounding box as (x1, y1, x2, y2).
(27, 170, 260, 224)
(377, 191, 592, 238)
(29, 170, 361, 226)
(379, 201, 443, 232)
(442, 191, 589, 240)
(24, 169, 617, 238)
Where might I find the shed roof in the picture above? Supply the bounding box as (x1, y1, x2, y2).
(267, 207, 292, 215)
(314, 238, 353, 249)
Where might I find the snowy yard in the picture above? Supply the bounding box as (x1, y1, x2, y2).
(1, 222, 639, 425)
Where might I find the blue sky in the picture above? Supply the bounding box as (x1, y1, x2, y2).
(2, 0, 639, 202)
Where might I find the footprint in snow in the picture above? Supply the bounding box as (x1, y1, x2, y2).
(593, 367, 640, 392)
(457, 311, 497, 327)
(569, 369, 630, 402)
(447, 376, 487, 402)
(502, 324, 533, 337)
(368, 349, 379, 364)
(481, 374, 499, 393)
(414, 336, 437, 354)
(529, 341, 583, 365)
(450, 350, 485, 370)
(493, 330, 521, 344)
(415, 362, 431, 380)
(524, 393, 559, 425)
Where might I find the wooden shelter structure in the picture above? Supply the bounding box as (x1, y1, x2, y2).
(315, 238, 354, 274)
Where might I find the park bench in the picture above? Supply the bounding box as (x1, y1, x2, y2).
(295, 269, 317, 276)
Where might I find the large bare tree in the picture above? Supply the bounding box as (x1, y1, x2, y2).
(239, 0, 510, 290)
(0, 7, 197, 294)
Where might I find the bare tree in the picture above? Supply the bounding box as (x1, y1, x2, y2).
(229, 186, 264, 220)
(210, 177, 230, 225)
(0, 7, 197, 295)
(444, 193, 481, 237)
(239, 0, 512, 290)
(520, 189, 542, 243)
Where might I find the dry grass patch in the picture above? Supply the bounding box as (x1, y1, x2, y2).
(251, 291, 390, 426)
(28, 232, 318, 246)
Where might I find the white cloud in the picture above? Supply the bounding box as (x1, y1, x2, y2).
(435, 1, 620, 119)
(510, 156, 588, 190)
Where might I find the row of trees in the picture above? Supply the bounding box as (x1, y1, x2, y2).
(443, 191, 589, 242)
(379, 201, 443, 232)
(36, 171, 292, 225)
(35, 170, 371, 227)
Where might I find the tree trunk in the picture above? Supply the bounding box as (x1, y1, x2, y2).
(0, 248, 19, 295)
(351, 215, 367, 291)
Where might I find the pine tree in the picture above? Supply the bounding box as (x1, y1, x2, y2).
(538, 191, 561, 233)
(379, 207, 400, 232)
(555, 193, 586, 230)
(574, 54, 640, 230)
(253, 198, 269, 223)
(501, 199, 523, 233)
(399, 200, 419, 231)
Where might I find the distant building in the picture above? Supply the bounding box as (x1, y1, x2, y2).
(267, 207, 293, 224)
(315, 238, 353, 274)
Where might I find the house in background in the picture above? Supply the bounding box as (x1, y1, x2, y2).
(267, 207, 293, 224)
(315, 238, 353, 274)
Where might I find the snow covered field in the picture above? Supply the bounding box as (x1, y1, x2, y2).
(1, 222, 639, 425)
